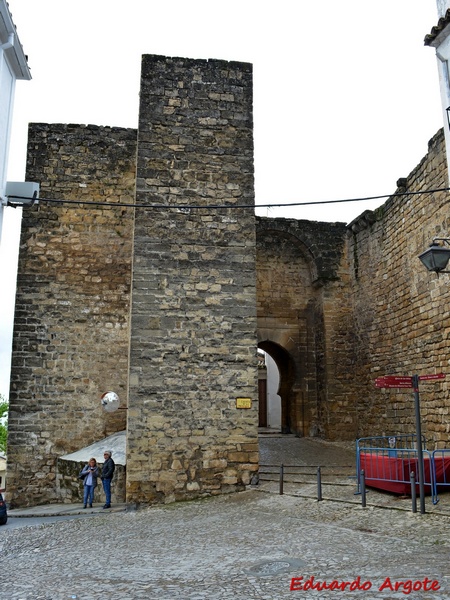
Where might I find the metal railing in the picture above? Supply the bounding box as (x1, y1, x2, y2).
(259, 463, 354, 501)
(259, 460, 425, 511)
(431, 449, 450, 504)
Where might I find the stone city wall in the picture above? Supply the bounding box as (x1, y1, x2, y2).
(7, 123, 136, 507)
(348, 128, 450, 446)
(8, 58, 450, 510)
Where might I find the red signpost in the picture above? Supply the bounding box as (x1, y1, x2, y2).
(419, 373, 446, 382)
(375, 373, 445, 388)
(375, 379, 413, 389)
(374, 373, 445, 514)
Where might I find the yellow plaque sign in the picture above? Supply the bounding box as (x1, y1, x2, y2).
(236, 397, 252, 409)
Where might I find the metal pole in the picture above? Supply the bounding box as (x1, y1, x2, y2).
(360, 469, 366, 507)
(412, 374, 426, 514)
(410, 471, 417, 513)
(317, 466, 322, 501)
(279, 463, 284, 495)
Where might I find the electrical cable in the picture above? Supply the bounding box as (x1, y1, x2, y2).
(6, 186, 450, 211)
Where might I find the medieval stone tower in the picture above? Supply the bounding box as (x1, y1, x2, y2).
(7, 55, 258, 507)
(126, 56, 258, 504)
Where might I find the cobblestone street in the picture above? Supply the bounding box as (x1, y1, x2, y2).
(2, 437, 450, 599)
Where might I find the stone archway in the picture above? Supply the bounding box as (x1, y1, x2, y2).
(256, 224, 318, 436)
(258, 341, 296, 434)
(255, 218, 346, 437)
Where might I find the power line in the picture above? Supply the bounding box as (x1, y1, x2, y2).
(6, 186, 450, 210)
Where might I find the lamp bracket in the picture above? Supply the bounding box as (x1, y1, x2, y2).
(431, 237, 450, 244)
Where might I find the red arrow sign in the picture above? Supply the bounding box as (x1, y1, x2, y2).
(375, 376, 412, 388)
(419, 373, 445, 381)
(378, 376, 412, 383)
(375, 381, 413, 389)
(375, 373, 445, 388)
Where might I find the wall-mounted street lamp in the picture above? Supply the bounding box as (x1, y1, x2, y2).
(418, 238, 450, 274)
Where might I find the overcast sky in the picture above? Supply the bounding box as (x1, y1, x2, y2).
(0, 0, 445, 398)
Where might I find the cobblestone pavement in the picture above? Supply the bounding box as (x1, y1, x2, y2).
(2, 437, 450, 599)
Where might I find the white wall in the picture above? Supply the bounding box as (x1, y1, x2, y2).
(431, 29, 450, 183)
(0, 456, 6, 490)
(266, 353, 281, 429)
(0, 0, 31, 242)
(0, 54, 14, 190)
(0, 49, 16, 240)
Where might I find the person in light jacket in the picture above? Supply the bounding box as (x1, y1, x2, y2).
(101, 450, 115, 509)
(80, 457, 99, 508)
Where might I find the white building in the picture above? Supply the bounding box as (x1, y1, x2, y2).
(0, 0, 31, 242)
(425, 1, 450, 180)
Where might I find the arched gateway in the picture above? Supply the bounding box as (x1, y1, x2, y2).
(6, 56, 351, 509)
(256, 217, 348, 437)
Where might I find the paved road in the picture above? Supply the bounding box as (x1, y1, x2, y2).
(0, 514, 98, 531)
(1, 490, 450, 599)
(1, 436, 450, 599)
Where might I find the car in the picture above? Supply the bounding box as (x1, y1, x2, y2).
(0, 492, 7, 525)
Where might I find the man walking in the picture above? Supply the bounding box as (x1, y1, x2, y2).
(101, 450, 115, 509)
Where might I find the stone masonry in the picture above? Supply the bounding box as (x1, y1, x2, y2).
(348, 128, 450, 446)
(7, 53, 450, 508)
(126, 56, 258, 504)
(7, 124, 136, 507)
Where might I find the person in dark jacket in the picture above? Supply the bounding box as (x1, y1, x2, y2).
(80, 457, 99, 508)
(101, 450, 115, 509)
